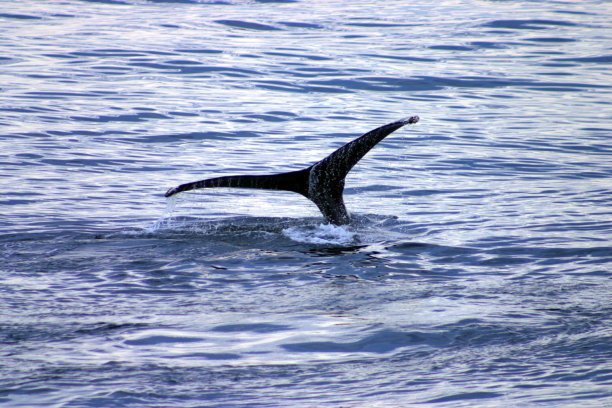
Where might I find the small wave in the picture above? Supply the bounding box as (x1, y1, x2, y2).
(215, 19, 281, 31)
(282, 223, 357, 245)
(481, 19, 578, 30)
(0, 13, 42, 20)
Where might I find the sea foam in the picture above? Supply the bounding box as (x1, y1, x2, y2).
(282, 223, 357, 245)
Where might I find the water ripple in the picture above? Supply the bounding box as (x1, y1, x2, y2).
(1, 1, 611, 407)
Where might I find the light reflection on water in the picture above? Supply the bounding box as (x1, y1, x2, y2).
(1, 0, 611, 407)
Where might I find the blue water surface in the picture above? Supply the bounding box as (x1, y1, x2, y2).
(1, 1, 611, 407)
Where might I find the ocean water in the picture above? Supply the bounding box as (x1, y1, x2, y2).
(1, 0, 611, 406)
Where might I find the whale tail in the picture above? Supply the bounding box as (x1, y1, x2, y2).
(165, 116, 419, 225)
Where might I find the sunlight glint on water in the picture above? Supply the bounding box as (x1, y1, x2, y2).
(0, 1, 611, 407)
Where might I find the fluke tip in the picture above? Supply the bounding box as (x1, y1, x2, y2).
(401, 115, 419, 125)
(165, 187, 178, 197)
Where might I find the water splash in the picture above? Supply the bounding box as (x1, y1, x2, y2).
(282, 223, 357, 245)
(147, 195, 178, 233)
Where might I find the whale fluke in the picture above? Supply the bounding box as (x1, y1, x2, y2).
(165, 116, 419, 225)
